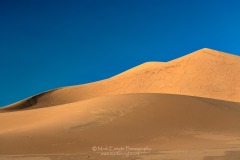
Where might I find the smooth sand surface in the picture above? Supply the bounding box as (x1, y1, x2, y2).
(1, 94, 240, 160)
(1, 48, 240, 159)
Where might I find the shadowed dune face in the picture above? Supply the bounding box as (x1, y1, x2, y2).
(1, 48, 240, 111)
(1, 93, 240, 155)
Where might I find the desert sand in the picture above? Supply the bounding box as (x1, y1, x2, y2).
(0, 48, 240, 160)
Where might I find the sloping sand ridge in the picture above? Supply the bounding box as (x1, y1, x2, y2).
(2, 48, 240, 111)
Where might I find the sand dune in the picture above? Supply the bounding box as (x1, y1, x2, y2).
(1, 93, 240, 156)
(1, 48, 240, 159)
(1, 48, 240, 111)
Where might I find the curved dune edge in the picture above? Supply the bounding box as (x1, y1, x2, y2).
(1, 48, 240, 111)
(1, 93, 240, 155)
(0, 89, 60, 112)
(0, 92, 239, 112)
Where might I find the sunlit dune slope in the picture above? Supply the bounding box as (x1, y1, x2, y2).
(1, 93, 240, 154)
(1, 48, 240, 111)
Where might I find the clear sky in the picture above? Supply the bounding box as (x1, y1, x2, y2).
(1, 0, 240, 106)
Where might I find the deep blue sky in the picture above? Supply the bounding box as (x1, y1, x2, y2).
(1, 0, 240, 106)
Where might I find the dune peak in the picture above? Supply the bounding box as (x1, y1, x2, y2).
(192, 48, 238, 58)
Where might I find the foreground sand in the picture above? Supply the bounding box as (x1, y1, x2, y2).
(1, 94, 240, 159)
(1, 148, 240, 160)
